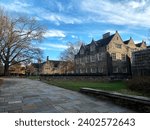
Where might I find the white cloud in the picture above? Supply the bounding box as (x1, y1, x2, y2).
(39, 43, 68, 51)
(44, 30, 66, 38)
(80, 0, 150, 28)
(129, 0, 147, 8)
(134, 40, 142, 44)
(42, 13, 82, 25)
(71, 35, 78, 39)
(0, 0, 32, 14)
(47, 43, 68, 49)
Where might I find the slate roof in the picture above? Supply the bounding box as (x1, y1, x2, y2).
(136, 41, 146, 47)
(96, 34, 115, 46)
(124, 40, 130, 44)
(135, 43, 142, 47)
(75, 34, 115, 57)
(32, 63, 42, 68)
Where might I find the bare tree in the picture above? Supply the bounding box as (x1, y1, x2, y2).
(60, 41, 83, 61)
(0, 8, 45, 75)
(60, 41, 83, 73)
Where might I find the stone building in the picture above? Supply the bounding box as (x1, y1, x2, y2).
(132, 47, 150, 76)
(9, 63, 25, 75)
(28, 56, 69, 75)
(74, 31, 147, 76)
(26, 62, 42, 76)
(41, 58, 64, 75)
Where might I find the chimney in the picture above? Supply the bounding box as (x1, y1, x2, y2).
(47, 56, 49, 61)
(38, 59, 41, 63)
(103, 32, 110, 39)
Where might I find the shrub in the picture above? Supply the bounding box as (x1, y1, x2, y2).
(126, 76, 150, 96)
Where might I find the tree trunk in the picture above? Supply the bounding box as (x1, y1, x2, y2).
(4, 63, 9, 76)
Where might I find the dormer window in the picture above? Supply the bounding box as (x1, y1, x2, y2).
(90, 45, 95, 52)
(80, 48, 84, 54)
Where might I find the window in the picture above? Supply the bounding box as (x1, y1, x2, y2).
(91, 68, 96, 73)
(97, 53, 102, 61)
(90, 55, 96, 62)
(113, 67, 118, 73)
(122, 67, 127, 73)
(80, 69, 83, 73)
(85, 68, 88, 73)
(76, 59, 79, 64)
(76, 69, 80, 73)
(80, 58, 84, 63)
(90, 45, 95, 51)
(85, 57, 88, 63)
(121, 54, 126, 61)
(115, 44, 122, 49)
(111, 53, 116, 60)
(98, 67, 103, 73)
(54, 63, 58, 68)
(80, 49, 84, 54)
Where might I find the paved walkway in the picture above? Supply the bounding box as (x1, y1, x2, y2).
(0, 78, 134, 113)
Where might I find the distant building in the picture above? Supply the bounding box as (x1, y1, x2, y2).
(26, 62, 42, 76)
(28, 56, 71, 75)
(132, 48, 150, 76)
(74, 31, 147, 76)
(9, 63, 25, 75)
(41, 57, 64, 74)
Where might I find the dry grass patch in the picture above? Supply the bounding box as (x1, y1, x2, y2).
(126, 76, 150, 97)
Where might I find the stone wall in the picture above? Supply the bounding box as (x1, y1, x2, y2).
(40, 74, 130, 81)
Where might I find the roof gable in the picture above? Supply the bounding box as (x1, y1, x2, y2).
(136, 41, 147, 48)
(124, 37, 136, 48)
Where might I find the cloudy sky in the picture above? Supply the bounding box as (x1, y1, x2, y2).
(0, 0, 150, 60)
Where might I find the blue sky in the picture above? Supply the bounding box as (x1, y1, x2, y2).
(0, 0, 150, 60)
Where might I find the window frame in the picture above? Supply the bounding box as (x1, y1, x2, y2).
(111, 53, 116, 60)
(115, 43, 122, 49)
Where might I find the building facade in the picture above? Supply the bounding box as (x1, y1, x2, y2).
(9, 63, 25, 75)
(27, 57, 70, 75)
(74, 31, 147, 76)
(132, 47, 150, 76)
(41, 60, 64, 75)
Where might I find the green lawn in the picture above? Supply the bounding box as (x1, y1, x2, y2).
(32, 78, 147, 97)
(28, 76, 39, 80)
(47, 80, 127, 91)
(47, 80, 145, 97)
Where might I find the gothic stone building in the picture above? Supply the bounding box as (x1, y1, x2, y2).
(74, 31, 147, 76)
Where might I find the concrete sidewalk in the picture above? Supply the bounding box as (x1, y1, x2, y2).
(0, 78, 134, 113)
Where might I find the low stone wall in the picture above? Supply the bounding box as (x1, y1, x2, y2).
(40, 75, 109, 81)
(40, 74, 130, 81)
(80, 88, 150, 112)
